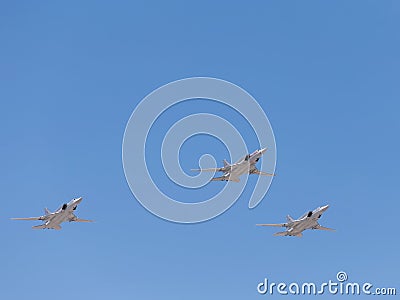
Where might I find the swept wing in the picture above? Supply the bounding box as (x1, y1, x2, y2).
(191, 168, 222, 172)
(69, 214, 93, 223)
(314, 225, 335, 231)
(211, 174, 240, 182)
(252, 170, 275, 176)
(11, 216, 44, 221)
(256, 223, 287, 227)
(273, 231, 289, 236)
(73, 218, 93, 223)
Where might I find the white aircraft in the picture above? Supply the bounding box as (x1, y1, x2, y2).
(191, 148, 274, 182)
(11, 197, 93, 230)
(256, 205, 334, 237)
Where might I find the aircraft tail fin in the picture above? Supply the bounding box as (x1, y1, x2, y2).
(44, 208, 51, 215)
(223, 159, 230, 167)
(286, 215, 295, 223)
(273, 231, 288, 237)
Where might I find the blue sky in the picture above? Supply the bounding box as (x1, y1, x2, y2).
(1, 1, 399, 299)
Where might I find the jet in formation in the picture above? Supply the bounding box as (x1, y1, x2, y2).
(191, 148, 274, 182)
(11, 197, 92, 230)
(256, 205, 334, 237)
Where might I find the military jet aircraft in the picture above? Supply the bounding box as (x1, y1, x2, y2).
(191, 148, 274, 182)
(256, 205, 334, 237)
(11, 197, 92, 230)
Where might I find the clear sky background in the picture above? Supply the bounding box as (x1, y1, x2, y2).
(1, 1, 399, 299)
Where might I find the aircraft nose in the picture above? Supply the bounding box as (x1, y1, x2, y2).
(260, 148, 267, 154)
(321, 205, 329, 211)
(75, 197, 83, 203)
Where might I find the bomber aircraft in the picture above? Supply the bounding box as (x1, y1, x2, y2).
(256, 205, 334, 237)
(11, 197, 92, 230)
(191, 148, 274, 182)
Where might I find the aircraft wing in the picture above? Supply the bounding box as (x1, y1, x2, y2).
(191, 168, 222, 172)
(314, 225, 335, 231)
(32, 224, 47, 229)
(32, 224, 62, 230)
(69, 214, 93, 222)
(273, 231, 289, 236)
(11, 216, 43, 221)
(256, 223, 287, 227)
(73, 218, 93, 223)
(256, 171, 275, 176)
(211, 175, 240, 182)
(251, 169, 275, 176)
(211, 176, 228, 181)
(229, 176, 240, 182)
